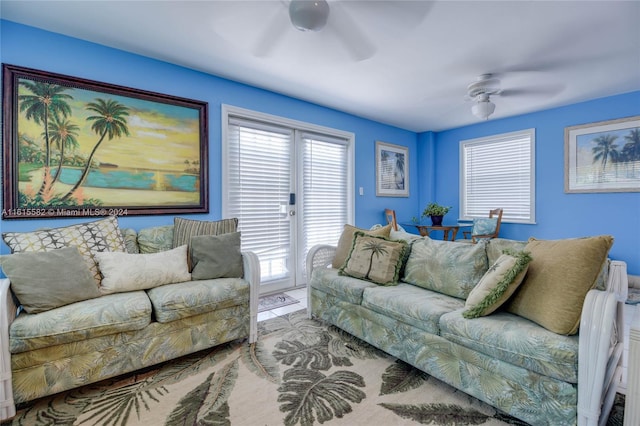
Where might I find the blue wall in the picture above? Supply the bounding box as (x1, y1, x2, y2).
(0, 20, 419, 239)
(431, 92, 640, 274)
(1, 20, 639, 274)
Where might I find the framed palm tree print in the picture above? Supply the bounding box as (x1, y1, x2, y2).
(2, 64, 208, 219)
(565, 116, 640, 193)
(376, 141, 408, 197)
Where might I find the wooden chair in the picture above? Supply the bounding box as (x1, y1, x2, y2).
(385, 209, 398, 231)
(463, 208, 503, 243)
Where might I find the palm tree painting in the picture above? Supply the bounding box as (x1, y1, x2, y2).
(566, 116, 640, 193)
(3, 65, 208, 218)
(376, 141, 409, 197)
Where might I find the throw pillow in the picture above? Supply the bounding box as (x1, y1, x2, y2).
(506, 235, 614, 335)
(0, 247, 101, 314)
(472, 217, 498, 237)
(190, 232, 243, 280)
(172, 217, 239, 248)
(332, 224, 392, 269)
(2, 216, 126, 284)
(95, 245, 191, 294)
(339, 232, 408, 286)
(463, 250, 532, 319)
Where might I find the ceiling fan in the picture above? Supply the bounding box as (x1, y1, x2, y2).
(249, 0, 432, 61)
(465, 73, 566, 120)
(466, 74, 502, 120)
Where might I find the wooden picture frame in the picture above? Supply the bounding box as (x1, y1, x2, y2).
(2, 64, 209, 219)
(565, 115, 640, 193)
(376, 141, 409, 197)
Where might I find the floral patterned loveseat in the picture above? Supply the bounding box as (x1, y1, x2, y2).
(0, 216, 259, 421)
(306, 226, 628, 426)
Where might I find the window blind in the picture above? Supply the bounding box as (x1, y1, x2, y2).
(227, 117, 293, 281)
(460, 129, 535, 223)
(300, 132, 349, 277)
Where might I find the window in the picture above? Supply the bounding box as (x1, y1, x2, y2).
(460, 129, 535, 223)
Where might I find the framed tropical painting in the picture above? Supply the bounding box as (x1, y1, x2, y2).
(376, 141, 409, 197)
(565, 116, 640, 193)
(2, 64, 208, 219)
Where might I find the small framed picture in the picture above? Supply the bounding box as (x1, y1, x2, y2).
(565, 116, 640, 193)
(376, 141, 409, 197)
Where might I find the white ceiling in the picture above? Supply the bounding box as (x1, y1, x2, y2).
(2, 0, 639, 132)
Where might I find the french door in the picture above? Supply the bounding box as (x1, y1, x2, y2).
(222, 106, 353, 295)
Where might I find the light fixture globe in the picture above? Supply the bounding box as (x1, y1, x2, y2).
(471, 99, 496, 120)
(289, 0, 330, 32)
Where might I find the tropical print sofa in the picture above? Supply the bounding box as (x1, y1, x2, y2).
(306, 226, 628, 426)
(0, 216, 260, 421)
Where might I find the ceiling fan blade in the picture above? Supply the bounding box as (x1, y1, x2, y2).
(252, 4, 290, 57)
(327, 3, 376, 61)
(500, 84, 565, 97)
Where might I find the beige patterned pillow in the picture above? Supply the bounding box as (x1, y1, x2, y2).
(332, 224, 392, 269)
(339, 232, 408, 286)
(2, 216, 126, 285)
(95, 245, 191, 294)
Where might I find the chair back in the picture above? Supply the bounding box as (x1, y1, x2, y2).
(384, 209, 398, 231)
(464, 208, 503, 243)
(487, 208, 503, 237)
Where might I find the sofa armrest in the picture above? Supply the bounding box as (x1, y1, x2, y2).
(306, 244, 336, 278)
(242, 252, 261, 344)
(0, 278, 16, 421)
(577, 260, 627, 426)
(306, 244, 337, 319)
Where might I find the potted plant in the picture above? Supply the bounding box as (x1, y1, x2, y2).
(422, 202, 451, 226)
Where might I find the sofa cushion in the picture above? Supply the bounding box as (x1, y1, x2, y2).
(9, 291, 152, 354)
(2, 216, 126, 284)
(95, 245, 191, 294)
(1, 247, 101, 314)
(332, 224, 391, 269)
(463, 251, 531, 318)
(146, 278, 249, 323)
(361, 284, 464, 334)
(137, 225, 174, 254)
(440, 309, 579, 383)
(339, 232, 408, 286)
(402, 238, 488, 300)
(120, 228, 139, 254)
(190, 232, 243, 280)
(310, 268, 378, 305)
(485, 238, 527, 266)
(506, 235, 614, 335)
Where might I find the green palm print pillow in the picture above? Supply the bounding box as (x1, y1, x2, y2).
(339, 231, 408, 286)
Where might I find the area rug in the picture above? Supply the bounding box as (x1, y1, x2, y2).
(258, 292, 300, 312)
(2, 310, 625, 426)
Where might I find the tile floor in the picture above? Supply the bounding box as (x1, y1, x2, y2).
(257, 287, 307, 322)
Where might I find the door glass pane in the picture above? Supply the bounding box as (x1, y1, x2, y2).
(299, 133, 349, 281)
(227, 118, 293, 283)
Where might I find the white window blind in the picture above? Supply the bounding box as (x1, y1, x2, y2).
(227, 117, 293, 281)
(460, 129, 535, 223)
(300, 132, 349, 276)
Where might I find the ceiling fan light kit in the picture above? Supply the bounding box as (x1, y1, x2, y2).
(289, 0, 330, 32)
(472, 99, 496, 120)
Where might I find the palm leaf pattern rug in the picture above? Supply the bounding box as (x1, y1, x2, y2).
(2, 310, 625, 426)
